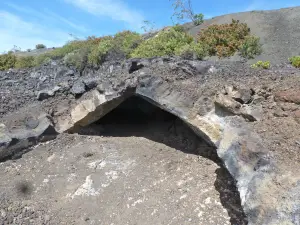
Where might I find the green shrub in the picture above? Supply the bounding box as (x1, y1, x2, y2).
(33, 54, 51, 66)
(36, 44, 46, 49)
(251, 61, 270, 69)
(174, 44, 194, 59)
(131, 27, 195, 58)
(34, 38, 99, 66)
(239, 35, 262, 59)
(64, 48, 90, 70)
(289, 56, 300, 68)
(193, 42, 209, 59)
(174, 42, 208, 59)
(87, 36, 114, 65)
(113, 31, 142, 57)
(0, 52, 17, 70)
(198, 19, 252, 58)
(172, 24, 185, 33)
(193, 13, 204, 26)
(15, 56, 35, 69)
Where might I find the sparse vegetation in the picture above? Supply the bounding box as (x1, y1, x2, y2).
(251, 61, 270, 69)
(36, 44, 46, 49)
(0, 53, 36, 70)
(0, 15, 263, 70)
(15, 56, 35, 69)
(169, 0, 204, 25)
(33, 36, 104, 67)
(289, 56, 300, 68)
(131, 26, 202, 58)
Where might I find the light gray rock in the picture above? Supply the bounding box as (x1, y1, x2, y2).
(225, 85, 253, 104)
(71, 81, 86, 95)
(0, 124, 12, 159)
(37, 86, 61, 100)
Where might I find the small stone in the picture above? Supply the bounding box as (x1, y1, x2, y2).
(83, 78, 99, 89)
(25, 117, 39, 129)
(71, 81, 86, 95)
(65, 70, 75, 76)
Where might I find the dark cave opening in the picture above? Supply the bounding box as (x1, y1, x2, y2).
(77, 95, 248, 224)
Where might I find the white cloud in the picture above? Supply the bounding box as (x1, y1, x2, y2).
(64, 0, 145, 29)
(244, 0, 299, 11)
(5, 2, 88, 33)
(0, 11, 71, 52)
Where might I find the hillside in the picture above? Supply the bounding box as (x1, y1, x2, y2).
(186, 6, 300, 64)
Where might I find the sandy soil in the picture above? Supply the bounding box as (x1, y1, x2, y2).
(0, 120, 247, 225)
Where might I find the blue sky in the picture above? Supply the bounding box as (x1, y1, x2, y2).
(0, 0, 299, 52)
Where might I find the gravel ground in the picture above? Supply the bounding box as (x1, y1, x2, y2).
(0, 119, 247, 225)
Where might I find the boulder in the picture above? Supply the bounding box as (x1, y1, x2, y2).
(0, 115, 57, 161)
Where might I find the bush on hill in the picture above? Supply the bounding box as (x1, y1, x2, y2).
(0, 52, 17, 70)
(239, 35, 262, 59)
(198, 19, 261, 58)
(251, 61, 270, 69)
(36, 44, 46, 49)
(0, 20, 263, 70)
(15, 56, 35, 69)
(131, 26, 206, 59)
(289, 56, 300, 68)
(88, 31, 142, 65)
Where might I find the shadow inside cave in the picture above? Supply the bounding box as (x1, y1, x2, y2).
(76, 95, 248, 225)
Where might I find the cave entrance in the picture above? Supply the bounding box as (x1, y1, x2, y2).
(77, 95, 248, 224)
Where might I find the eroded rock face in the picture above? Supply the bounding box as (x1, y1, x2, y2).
(0, 57, 300, 225)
